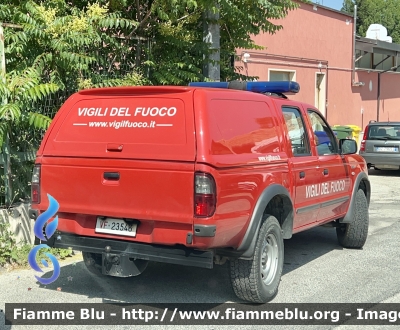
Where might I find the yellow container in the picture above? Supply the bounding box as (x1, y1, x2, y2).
(332, 125, 361, 141)
(345, 125, 361, 142)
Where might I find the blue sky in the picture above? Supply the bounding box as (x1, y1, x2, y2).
(313, 0, 343, 11)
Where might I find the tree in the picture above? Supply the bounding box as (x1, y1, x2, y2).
(0, 68, 58, 145)
(341, 0, 355, 14)
(0, 0, 148, 203)
(341, 0, 400, 43)
(0, 1, 148, 144)
(1, 1, 147, 90)
(142, 0, 299, 83)
(1, 0, 299, 88)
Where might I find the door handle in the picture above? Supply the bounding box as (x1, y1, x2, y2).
(323, 169, 329, 175)
(299, 171, 305, 178)
(103, 172, 120, 181)
(107, 143, 123, 152)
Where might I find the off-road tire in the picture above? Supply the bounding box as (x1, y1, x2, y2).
(82, 252, 104, 276)
(336, 189, 369, 248)
(229, 215, 284, 303)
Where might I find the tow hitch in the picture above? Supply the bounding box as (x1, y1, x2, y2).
(102, 245, 148, 277)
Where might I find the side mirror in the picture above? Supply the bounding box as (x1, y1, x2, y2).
(339, 139, 357, 155)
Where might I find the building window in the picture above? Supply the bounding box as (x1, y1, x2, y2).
(269, 69, 296, 81)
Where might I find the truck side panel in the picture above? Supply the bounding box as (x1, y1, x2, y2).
(192, 90, 292, 249)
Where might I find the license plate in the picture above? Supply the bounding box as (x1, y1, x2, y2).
(375, 147, 398, 152)
(377, 165, 400, 170)
(95, 217, 137, 237)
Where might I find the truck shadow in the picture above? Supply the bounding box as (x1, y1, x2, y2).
(283, 226, 342, 274)
(33, 226, 341, 303)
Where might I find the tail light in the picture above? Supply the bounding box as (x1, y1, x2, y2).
(360, 125, 369, 152)
(31, 165, 41, 204)
(194, 173, 216, 217)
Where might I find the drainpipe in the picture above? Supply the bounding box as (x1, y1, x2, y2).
(352, 5, 363, 87)
(325, 67, 329, 121)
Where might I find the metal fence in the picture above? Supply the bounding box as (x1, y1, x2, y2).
(0, 91, 67, 206)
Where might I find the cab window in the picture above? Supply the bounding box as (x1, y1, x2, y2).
(307, 110, 338, 156)
(282, 107, 311, 156)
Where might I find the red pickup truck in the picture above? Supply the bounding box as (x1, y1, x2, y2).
(30, 81, 370, 303)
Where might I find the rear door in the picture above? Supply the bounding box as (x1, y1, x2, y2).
(43, 87, 196, 161)
(306, 109, 351, 221)
(281, 106, 320, 229)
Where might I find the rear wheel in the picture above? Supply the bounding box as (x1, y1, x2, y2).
(229, 215, 284, 303)
(336, 189, 369, 248)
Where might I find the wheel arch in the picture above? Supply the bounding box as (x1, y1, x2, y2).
(236, 184, 294, 259)
(341, 172, 370, 223)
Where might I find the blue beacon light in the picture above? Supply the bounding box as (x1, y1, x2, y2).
(188, 81, 300, 94)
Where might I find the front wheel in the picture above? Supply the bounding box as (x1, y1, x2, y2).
(230, 215, 284, 303)
(336, 189, 369, 248)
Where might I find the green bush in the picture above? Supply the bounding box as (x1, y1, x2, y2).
(0, 222, 73, 267)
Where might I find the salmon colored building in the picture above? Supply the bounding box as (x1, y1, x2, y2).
(236, 1, 400, 137)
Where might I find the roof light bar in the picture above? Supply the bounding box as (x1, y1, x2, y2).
(189, 81, 300, 94)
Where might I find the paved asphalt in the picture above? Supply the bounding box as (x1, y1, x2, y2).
(1, 169, 400, 330)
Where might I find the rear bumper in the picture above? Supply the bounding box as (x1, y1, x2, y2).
(360, 153, 400, 167)
(29, 207, 217, 248)
(38, 231, 214, 269)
